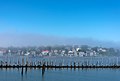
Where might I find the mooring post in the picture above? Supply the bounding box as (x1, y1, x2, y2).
(74, 62, 76, 69)
(5, 62, 8, 68)
(22, 57, 24, 67)
(66, 63, 68, 69)
(47, 61, 48, 66)
(117, 57, 119, 66)
(62, 59, 64, 66)
(42, 62, 45, 76)
(17, 59, 20, 67)
(0, 61, 2, 67)
(70, 62, 73, 69)
(40, 61, 41, 66)
(78, 62, 80, 68)
(52, 61, 53, 66)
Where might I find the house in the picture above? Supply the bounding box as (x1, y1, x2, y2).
(42, 50, 49, 56)
(98, 48, 107, 52)
(68, 50, 74, 56)
(78, 52, 85, 57)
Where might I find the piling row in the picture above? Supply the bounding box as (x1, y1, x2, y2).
(1, 62, 120, 69)
(1, 57, 120, 69)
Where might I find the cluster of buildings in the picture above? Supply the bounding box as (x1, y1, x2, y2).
(0, 45, 119, 57)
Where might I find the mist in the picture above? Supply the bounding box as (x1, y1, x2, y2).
(0, 33, 119, 48)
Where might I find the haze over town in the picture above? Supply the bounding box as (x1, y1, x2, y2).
(0, 33, 119, 48)
(0, 0, 120, 48)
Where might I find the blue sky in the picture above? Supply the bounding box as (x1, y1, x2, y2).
(0, 0, 120, 41)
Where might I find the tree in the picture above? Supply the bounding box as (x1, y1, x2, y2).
(80, 45, 89, 52)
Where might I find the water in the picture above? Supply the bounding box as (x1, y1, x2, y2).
(0, 68, 120, 81)
(1, 55, 120, 81)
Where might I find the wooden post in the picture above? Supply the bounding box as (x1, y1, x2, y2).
(21, 66, 23, 76)
(22, 58, 24, 66)
(42, 62, 45, 76)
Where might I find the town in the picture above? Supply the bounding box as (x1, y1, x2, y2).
(0, 45, 119, 57)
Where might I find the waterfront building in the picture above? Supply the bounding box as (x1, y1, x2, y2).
(42, 50, 49, 56)
(78, 52, 85, 57)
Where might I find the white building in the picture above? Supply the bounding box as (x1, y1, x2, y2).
(98, 48, 107, 52)
(78, 52, 85, 57)
(68, 51, 74, 57)
(42, 50, 49, 56)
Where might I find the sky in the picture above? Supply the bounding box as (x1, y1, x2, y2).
(0, 0, 120, 46)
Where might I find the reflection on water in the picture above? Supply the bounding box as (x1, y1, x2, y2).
(42, 68, 45, 77)
(42, 69, 45, 81)
(0, 68, 120, 81)
(21, 67, 23, 76)
(20, 67, 45, 81)
(19, 67, 45, 81)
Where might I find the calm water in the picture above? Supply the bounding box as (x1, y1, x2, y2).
(0, 68, 120, 81)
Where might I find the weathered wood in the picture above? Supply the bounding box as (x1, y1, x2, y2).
(0, 65, 120, 68)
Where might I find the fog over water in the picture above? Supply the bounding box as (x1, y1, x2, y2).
(0, 33, 119, 48)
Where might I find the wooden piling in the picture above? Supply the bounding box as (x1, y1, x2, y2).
(1, 57, 120, 69)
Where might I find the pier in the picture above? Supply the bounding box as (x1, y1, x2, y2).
(0, 56, 120, 69)
(1, 64, 120, 69)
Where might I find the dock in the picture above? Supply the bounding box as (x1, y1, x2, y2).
(1, 56, 120, 69)
(1, 65, 120, 69)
